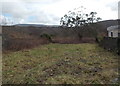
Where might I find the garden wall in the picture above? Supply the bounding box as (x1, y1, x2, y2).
(100, 37, 120, 55)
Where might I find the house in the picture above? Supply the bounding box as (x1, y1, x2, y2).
(107, 25, 120, 38)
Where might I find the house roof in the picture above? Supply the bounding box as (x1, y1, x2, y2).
(107, 25, 120, 31)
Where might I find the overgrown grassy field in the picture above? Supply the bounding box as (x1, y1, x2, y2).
(2, 43, 119, 84)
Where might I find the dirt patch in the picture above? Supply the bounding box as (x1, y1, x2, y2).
(37, 58, 89, 83)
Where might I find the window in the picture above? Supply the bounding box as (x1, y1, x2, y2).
(118, 33, 120, 37)
(111, 32, 113, 37)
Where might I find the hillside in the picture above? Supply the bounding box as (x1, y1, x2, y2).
(2, 19, 120, 51)
(98, 19, 119, 28)
(96, 19, 119, 33)
(2, 19, 119, 38)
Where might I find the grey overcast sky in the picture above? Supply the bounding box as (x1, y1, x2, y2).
(0, 0, 119, 25)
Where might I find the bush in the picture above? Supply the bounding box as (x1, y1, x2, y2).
(96, 35, 104, 43)
(40, 33, 52, 42)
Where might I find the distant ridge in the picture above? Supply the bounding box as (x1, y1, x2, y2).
(14, 19, 119, 28)
(15, 24, 60, 27)
(1, 19, 119, 28)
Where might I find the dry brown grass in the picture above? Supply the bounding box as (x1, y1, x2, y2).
(3, 38, 49, 52)
(52, 37, 95, 44)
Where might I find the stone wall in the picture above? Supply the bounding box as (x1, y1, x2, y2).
(100, 37, 120, 55)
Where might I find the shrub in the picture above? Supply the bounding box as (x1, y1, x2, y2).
(40, 33, 52, 42)
(96, 35, 104, 43)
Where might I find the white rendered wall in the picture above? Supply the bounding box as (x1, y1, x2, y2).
(108, 30, 118, 38)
